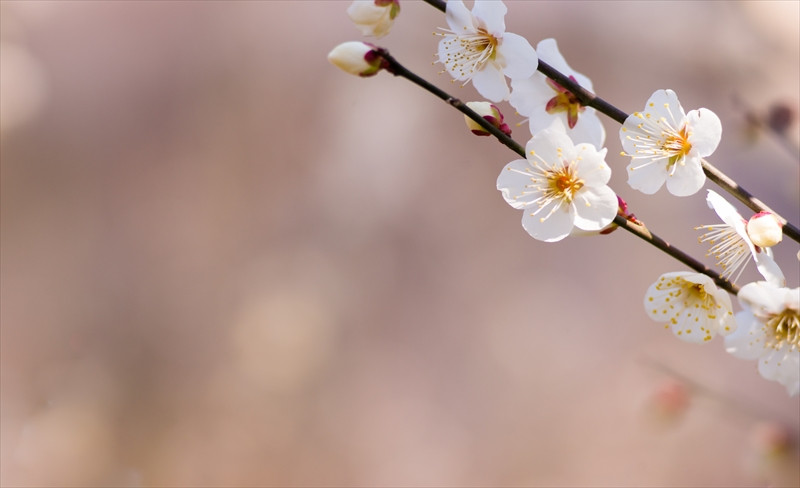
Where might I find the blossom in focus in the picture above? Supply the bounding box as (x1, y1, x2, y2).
(696, 190, 784, 286)
(496, 120, 617, 242)
(644, 271, 735, 343)
(347, 0, 400, 38)
(620, 89, 721, 196)
(328, 41, 385, 77)
(437, 0, 537, 102)
(725, 281, 800, 396)
(747, 212, 783, 248)
(464, 101, 511, 136)
(509, 38, 605, 148)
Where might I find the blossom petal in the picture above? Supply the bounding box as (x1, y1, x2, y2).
(497, 159, 536, 209)
(671, 308, 713, 343)
(665, 157, 706, 196)
(569, 110, 606, 148)
(645, 89, 686, 125)
(627, 159, 668, 194)
(758, 347, 793, 382)
(472, 64, 509, 101)
(686, 108, 722, 157)
(521, 200, 574, 242)
(754, 250, 786, 287)
(498, 32, 538, 80)
(572, 184, 617, 231)
(527, 120, 573, 161)
(776, 353, 800, 396)
(472, 0, 506, 34)
(738, 281, 787, 315)
(706, 189, 743, 228)
(508, 77, 545, 117)
(724, 311, 766, 360)
(573, 145, 610, 186)
(445, 0, 474, 32)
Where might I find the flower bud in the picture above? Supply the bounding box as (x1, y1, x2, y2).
(347, 0, 400, 38)
(464, 101, 511, 137)
(327, 42, 385, 77)
(746, 211, 783, 248)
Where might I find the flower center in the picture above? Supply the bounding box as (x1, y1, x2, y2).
(544, 162, 584, 205)
(663, 124, 692, 168)
(545, 77, 585, 129)
(439, 27, 498, 82)
(765, 308, 800, 351)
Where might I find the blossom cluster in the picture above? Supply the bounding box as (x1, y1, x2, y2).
(329, 0, 799, 396)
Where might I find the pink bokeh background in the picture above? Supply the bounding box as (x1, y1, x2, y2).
(2, 1, 798, 486)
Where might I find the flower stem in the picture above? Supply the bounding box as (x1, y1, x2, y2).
(613, 215, 739, 295)
(379, 48, 526, 158)
(421, 0, 800, 244)
(377, 48, 739, 296)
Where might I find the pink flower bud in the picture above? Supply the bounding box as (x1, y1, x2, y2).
(746, 212, 783, 248)
(327, 42, 385, 77)
(464, 101, 511, 137)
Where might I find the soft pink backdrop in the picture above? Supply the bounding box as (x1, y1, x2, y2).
(2, 1, 798, 486)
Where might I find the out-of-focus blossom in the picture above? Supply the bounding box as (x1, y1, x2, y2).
(347, 0, 400, 38)
(0, 42, 49, 133)
(621, 89, 721, 196)
(436, 0, 537, 102)
(464, 101, 511, 136)
(644, 271, 735, 343)
(725, 281, 799, 396)
(645, 379, 691, 425)
(328, 41, 385, 77)
(496, 120, 617, 242)
(696, 190, 784, 286)
(509, 38, 605, 148)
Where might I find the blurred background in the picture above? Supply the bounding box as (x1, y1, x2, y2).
(1, 1, 798, 486)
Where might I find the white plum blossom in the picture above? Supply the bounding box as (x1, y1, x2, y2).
(620, 89, 721, 196)
(496, 120, 617, 242)
(437, 0, 537, 102)
(644, 271, 735, 343)
(725, 281, 800, 396)
(347, 0, 400, 38)
(696, 190, 785, 286)
(328, 41, 385, 77)
(509, 38, 606, 148)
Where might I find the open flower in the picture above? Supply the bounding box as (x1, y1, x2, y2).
(496, 120, 617, 242)
(696, 190, 784, 285)
(509, 38, 605, 148)
(725, 281, 800, 396)
(436, 0, 537, 102)
(644, 271, 735, 343)
(347, 0, 400, 38)
(620, 89, 721, 196)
